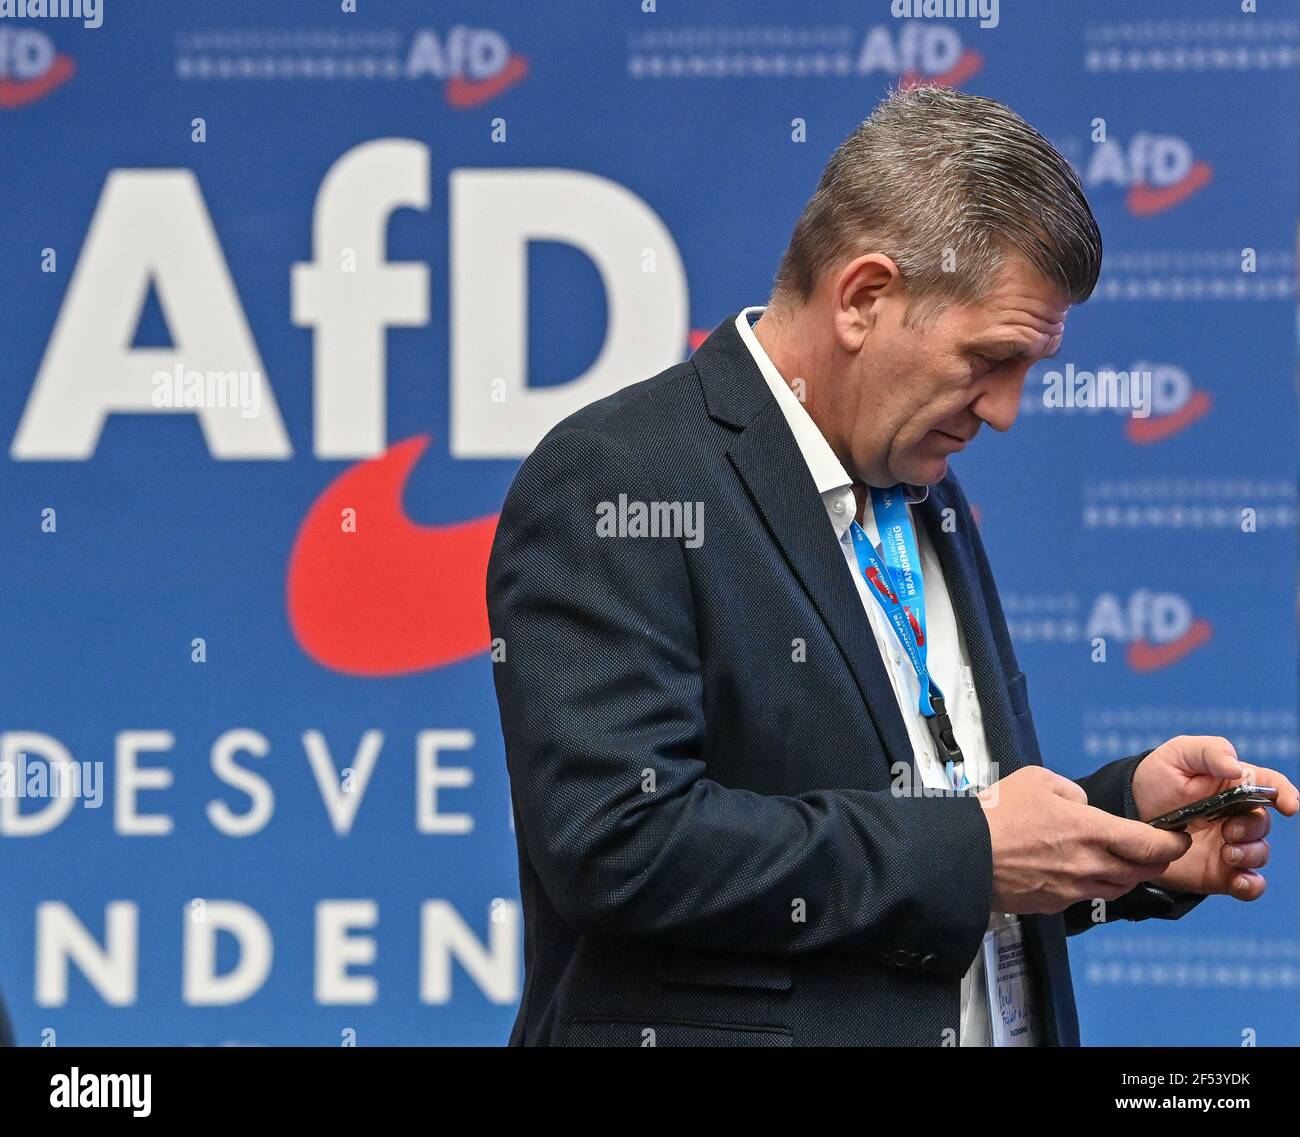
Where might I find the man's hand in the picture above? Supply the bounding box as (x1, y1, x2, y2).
(1131, 735, 1300, 900)
(976, 766, 1192, 915)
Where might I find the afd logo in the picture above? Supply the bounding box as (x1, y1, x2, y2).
(858, 22, 983, 89)
(0, 27, 75, 108)
(404, 27, 527, 107)
(1084, 132, 1213, 216)
(1087, 590, 1212, 672)
(7, 142, 688, 676)
(1125, 363, 1211, 445)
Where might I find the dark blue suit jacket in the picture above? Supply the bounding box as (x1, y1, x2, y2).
(487, 312, 1205, 1046)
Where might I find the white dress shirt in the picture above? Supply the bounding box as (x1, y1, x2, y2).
(736, 306, 1013, 1047)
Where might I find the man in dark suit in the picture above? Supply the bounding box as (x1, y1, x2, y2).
(486, 87, 1297, 1046)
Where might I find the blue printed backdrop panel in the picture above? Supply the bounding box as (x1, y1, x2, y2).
(0, 0, 1294, 1046)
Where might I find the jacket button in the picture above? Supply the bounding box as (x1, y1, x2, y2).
(920, 953, 938, 969)
(891, 948, 914, 967)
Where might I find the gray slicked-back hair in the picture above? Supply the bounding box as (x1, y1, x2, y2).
(771, 86, 1102, 327)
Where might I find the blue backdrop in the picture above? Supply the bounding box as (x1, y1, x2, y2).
(0, 0, 1295, 1046)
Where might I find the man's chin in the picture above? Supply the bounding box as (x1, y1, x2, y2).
(900, 457, 948, 487)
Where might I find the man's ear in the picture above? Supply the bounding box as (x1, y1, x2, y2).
(834, 253, 904, 348)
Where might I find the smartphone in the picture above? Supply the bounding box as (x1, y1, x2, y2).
(1147, 785, 1279, 831)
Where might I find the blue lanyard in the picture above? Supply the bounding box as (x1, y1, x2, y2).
(849, 486, 969, 791)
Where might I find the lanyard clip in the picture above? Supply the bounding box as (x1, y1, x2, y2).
(925, 692, 964, 766)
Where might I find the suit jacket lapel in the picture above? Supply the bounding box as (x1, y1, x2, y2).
(726, 403, 915, 775)
(915, 483, 1026, 780)
(694, 313, 914, 775)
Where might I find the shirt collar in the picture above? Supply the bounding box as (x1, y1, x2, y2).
(735, 306, 930, 523)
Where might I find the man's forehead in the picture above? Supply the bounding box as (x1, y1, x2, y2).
(972, 332, 1064, 361)
(969, 259, 1071, 329)
(971, 315, 1067, 344)
(963, 289, 1069, 343)
(955, 299, 1067, 363)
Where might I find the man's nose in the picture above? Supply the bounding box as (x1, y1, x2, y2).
(973, 372, 1028, 433)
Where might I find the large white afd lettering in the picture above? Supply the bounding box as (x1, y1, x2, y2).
(12, 171, 291, 459)
(12, 145, 689, 461)
(291, 139, 431, 458)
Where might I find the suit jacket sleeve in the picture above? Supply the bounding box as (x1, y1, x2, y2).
(487, 424, 994, 977)
(1064, 752, 1209, 935)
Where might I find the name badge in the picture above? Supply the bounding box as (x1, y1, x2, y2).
(982, 914, 1039, 1047)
